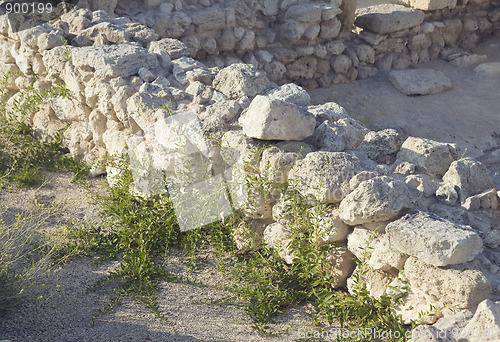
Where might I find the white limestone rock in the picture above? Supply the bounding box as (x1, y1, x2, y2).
(72, 42, 159, 78)
(213, 63, 272, 100)
(443, 158, 496, 202)
(396, 137, 461, 177)
(289, 151, 361, 204)
(240, 95, 316, 141)
(263, 222, 294, 264)
(386, 210, 483, 267)
(264, 83, 311, 107)
(356, 128, 403, 161)
(391, 257, 491, 324)
(312, 118, 368, 152)
(339, 176, 417, 225)
(389, 69, 452, 96)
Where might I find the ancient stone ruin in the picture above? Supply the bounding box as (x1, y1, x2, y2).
(1, 0, 500, 339)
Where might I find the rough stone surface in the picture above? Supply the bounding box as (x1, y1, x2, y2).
(388, 69, 452, 96)
(288, 151, 361, 204)
(339, 176, 417, 225)
(396, 137, 461, 177)
(239, 95, 316, 141)
(356, 128, 403, 161)
(442, 158, 496, 202)
(355, 5, 425, 34)
(213, 63, 272, 100)
(461, 299, 500, 342)
(392, 257, 491, 324)
(263, 222, 293, 264)
(72, 42, 159, 78)
(311, 118, 368, 152)
(386, 210, 483, 267)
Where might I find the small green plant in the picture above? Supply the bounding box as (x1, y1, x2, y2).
(60, 36, 72, 62)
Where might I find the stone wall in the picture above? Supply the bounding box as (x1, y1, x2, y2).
(48, 0, 500, 88)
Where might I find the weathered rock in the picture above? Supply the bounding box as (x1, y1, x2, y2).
(264, 83, 310, 107)
(396, 137, 461, 177)
(386, 211, 483, 267)
(307, 102, 349, 125)
(349, 171, 377, 191)
(355, 4, 425, 34)
(347, 227, 381, 261)
(436, 183, 459, 205)
(259, 142, 312, 185)
(213, 63, 272, 100)
(263, 222, 294, 264)
(149, 38, 189, 61)
(339, 176, 417, 225)
(368, 235, 408, 271)
(389, 69, 452, 96)
(233, 220, 272, 249)
(289, 151, 361, 204)
(405, 174, 439, 198)
(462, 188, 499, 211)
(72, 42, 159, 78)
(474, 63, 500, 79)
(391, 257, 491, 324)
(458, 299, 500, 341)
(356, 128, 403, 161)
(126, 93, 169, 130)
(312, 118, 368, 152)
(442, 158, 496, 202)
(240, 95, 316, 141)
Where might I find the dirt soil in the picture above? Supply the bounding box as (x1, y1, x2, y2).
(1, 35, 500, 342)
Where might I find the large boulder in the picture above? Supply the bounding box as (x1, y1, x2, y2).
(339, 176, 417, 225)
(395, 137, 461, 177)
(71, 42, 159, 78)
(386, 211, 483, 267)
(354, 4, 425, 34)
(288, 151, 361, 204)
(213, 63, 272, 100)
(239, 95, 316, 140)
(442, 158, 496, 202)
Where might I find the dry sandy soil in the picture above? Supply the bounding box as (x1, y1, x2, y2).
(0, 34, 499, 342)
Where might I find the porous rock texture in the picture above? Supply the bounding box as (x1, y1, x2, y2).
(1, 0, 500, 336)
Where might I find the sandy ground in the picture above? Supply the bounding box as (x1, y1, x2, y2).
(0, 173, 318, 342)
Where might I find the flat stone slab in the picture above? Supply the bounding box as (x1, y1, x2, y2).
(354, 4, 425, 34)
(388, 69, 452, 96)
(474, 63, 500, 78)
(72, 42, 159, 78)
(386, 210, 483, 267)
